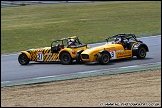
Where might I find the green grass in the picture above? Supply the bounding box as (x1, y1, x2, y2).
(1, 1, 161, 53)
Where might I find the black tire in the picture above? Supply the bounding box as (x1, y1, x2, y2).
(76, 53, 84, 64)
(18, 53, 30, 65)
(136, 47, 146, 59)
(98, 53, 110, 65)
(60, 52, 72, 65)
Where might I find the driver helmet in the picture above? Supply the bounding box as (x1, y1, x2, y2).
(68, 39, 75, 46)
(115, 38, 121, 43)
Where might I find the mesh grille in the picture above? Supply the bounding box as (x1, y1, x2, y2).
(81, 54, 89, 59)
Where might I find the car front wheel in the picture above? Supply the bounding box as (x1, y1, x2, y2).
(18, 53, 30, 65)
(98, 53, 110, 65)
(76, 53, 84, 64)
(60, 52, 72, 65)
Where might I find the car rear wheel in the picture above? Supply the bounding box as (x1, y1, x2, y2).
(18, 53, 30, 65)
(98, 53, 110, 65)
(60, 52, 72, 65)
(136, 47, 146, 59)
(76, 53, 84, 64)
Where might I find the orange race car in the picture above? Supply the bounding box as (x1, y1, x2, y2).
(76, 33, 149, 65)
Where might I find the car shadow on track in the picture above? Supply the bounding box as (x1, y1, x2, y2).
(84, 57, 153, 66)
(27, 61, 62, 65)
(26, 61, 84, 65)
(25, 57, 153, 66)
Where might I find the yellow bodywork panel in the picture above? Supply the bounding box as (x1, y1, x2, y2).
(65, 46, 88, 58)
(20, 51, 31, 60)
(24, 47, 58, 62)
(81, 43, 133, 62)
(20, 45, 88, 62)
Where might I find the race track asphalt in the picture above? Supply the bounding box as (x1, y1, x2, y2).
(1, 35, 161, 83)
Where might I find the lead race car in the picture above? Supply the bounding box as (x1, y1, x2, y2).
(18, 36, 89, 65)
(76, 33, 149, 65)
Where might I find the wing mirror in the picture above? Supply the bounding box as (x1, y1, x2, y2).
(105, 39, 108, 43)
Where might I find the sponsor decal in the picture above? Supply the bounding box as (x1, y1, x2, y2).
(70, 49, 73, 52)
(117, 51, 131, 58)
(116, 50, 124, 52)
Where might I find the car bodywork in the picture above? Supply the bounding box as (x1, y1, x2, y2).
(76, 33, 149, 65)
(18, 36, 89, 65)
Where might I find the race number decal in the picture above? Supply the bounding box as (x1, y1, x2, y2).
(110, 50, 116, 59)
(37, 52, 43, 61)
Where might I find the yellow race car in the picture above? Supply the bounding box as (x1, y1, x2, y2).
(76, 33, 149, 65)
(18, 36, 89, 65)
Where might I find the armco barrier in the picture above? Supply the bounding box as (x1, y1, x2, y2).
(1, 1, 97, 8)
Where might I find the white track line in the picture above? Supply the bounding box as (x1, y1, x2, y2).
(2, 62, 160, 84)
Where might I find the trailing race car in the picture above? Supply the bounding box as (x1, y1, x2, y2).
(18, 36, 89, 65)
(76, 33, 149, 65)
